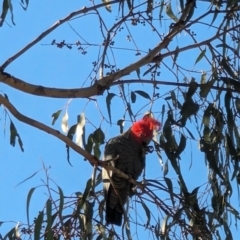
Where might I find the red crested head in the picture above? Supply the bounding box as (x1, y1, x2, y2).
(130, 114, 161, 144)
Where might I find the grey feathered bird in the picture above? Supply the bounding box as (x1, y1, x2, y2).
(102, 114, 161, 226)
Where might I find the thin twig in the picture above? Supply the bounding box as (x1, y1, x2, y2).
(0, 94, 142, 187)
(0, 0, 120, 70)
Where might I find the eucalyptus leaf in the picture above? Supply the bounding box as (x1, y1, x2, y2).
(106, 93, 116, 124)
(165, 2, 178, 22)
(34, 211, 44, 240)
(51, 109, 62, 125)
(61, 111, 69, 133)
(194, 48, 206, 65)
(134, 90, 151, 100)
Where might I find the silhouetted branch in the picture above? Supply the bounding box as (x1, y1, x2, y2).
(0, 94, 143, 187)
(0, 0, 120, 70)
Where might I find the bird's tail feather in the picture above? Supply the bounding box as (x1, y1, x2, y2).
(106, 205, 122, 226)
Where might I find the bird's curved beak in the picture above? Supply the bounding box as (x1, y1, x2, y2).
(143, 137, 152, 145)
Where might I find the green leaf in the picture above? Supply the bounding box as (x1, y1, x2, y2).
(17, 135, 24, 152)
(165, 2, 178, 22)
(51, 110, 62, 125)
(194, 48, 206, 66)
(221, 77, 240, 93)
(184, 1, 195, 23)
(188, 186, 200, 207)
(147, 0, 153, 16)
(78, 178, 92, 211)
(163, 159, 168, 176)
(136, 68, 141, 79)
(19, 0, 29, 10)
(206, 150, 223, 179)
(0, 0, 9, 27)
(159, 0, 164, 26)
(179, 99, 199, 126)
(34, 211, 44, 240)
(85, 134, 94, 153)
(26, 187, 35, 225)
(45, 213, 57, 240)
(46, 199, 53, 240)
(98, 199, 105, 225)
(186, 78, 198, 99)
(173, 46, 179, 67)
(131, 91, 136, 103)
(93, 128, 105, 145)
(143, 64, 157, 76)
(102, 0, 111, 12)
(126, 0, 132, 10)
(95, 172, 103, 188)
(134, 90, 151, 100)
(58, 186, 64, 216)
(161, 104, 165, 124)
(210, 9, 218, 26)
(10, 121, 24, 152)
(221, 58, 237, 79)
(83, 201, 94, 237)
(223, 218, 233, 239)
(66, 124, 77, 140)
(7, 0, 14, 25)
(93, 143, 101, 159)
(155, 221, 161, 239)
(202, 104, 212, 128)
(117, 119, 125, 134)
(225, 91, 234, 132)
(66, 124, 77, 165)
(141, 201, 151, 227)
(15, 169, 41, 188)
(3, 226, 15, 240)
(170, 91, 177, 108)
(0, 0, 15, 27)
(106, 93, 116, 124)
(164, 177, 174, 206)
(200, 78, 216, 98)
(174, 134, 186, 158)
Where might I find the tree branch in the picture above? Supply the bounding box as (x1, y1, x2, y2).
(0, 94, 95, 160)
(0, 2, 193, 99)
(0, 0, 120, 71)
(0, 71, 101, 98)
(0, 94, 141, 187)
(111, 79, 240, 94)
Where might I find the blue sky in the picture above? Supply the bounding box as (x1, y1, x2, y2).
(0, 0, 239, 239)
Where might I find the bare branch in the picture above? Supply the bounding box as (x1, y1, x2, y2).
(0, 71, 102, 98)
(0, 93, 141, 187)
(0, 2, 193, 100)
(0, 0, 120, 70)
(0, 94, 94, 160)
(111, 79, 240, 94)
